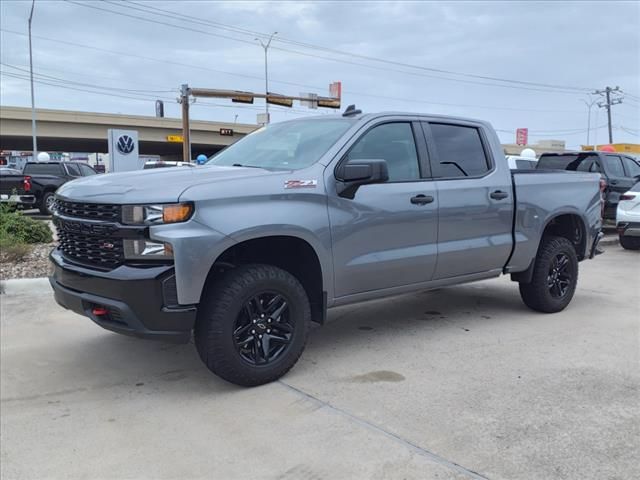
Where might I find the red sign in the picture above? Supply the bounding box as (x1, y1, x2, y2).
(516, 128, 528, 146)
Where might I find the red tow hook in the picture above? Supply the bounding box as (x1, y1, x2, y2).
(92, 307, 109, 316)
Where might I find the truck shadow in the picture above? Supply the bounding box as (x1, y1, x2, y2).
(60, 280, 525, 393)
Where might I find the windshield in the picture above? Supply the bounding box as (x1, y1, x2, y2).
(208, 118, 354, 170)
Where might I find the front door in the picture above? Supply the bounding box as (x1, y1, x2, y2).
(602, 154, 637, 218)
(328, 121, 438, 298)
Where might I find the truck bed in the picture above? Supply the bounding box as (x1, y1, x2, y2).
(507, 170, 602, 273)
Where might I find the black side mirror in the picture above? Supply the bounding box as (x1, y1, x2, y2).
(336, 159, 389, 199)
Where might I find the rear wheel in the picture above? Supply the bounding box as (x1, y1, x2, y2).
(195, 264, 310, 386)
(619, 234, 640, 250)
(39, 191, 55, 215)
(519, 236, 578, 313)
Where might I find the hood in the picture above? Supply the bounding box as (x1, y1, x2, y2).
(56, 165, 281, 204)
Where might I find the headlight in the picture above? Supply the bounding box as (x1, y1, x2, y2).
(123, 239, 173, 260)
(122, 203, 193, 225)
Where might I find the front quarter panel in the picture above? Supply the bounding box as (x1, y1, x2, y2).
(166, 164, 334, 304)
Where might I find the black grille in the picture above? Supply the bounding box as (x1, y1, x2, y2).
(58, 230, 124, 268)
(54, 199, 121, 221)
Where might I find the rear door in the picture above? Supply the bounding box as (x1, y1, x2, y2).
(422, 121, 514, 279)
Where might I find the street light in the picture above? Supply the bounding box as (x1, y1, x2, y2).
(580, 98, 596, 147)
(256, 31, 277, 124)
(28, 0, 37, 160)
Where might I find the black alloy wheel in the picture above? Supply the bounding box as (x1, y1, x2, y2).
(518, 235, 578, 313)
(547, 253, 572, 298)
(233, 292, 294, 366)
(195, 264, 311, 386)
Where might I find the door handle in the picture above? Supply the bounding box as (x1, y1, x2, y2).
(610, 180, 618, 185)
(410, 194, 434, 205)
(490, 190, 509, 200)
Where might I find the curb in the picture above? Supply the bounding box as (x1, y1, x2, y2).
(600, 235, 619, 247)
(0, 277, 51, 296)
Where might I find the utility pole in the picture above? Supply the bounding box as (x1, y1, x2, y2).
(256, 32, 277, 124)
(594, 86, 623, 144)
(28, 0, 37, 160)
(180, 84, 191, 162)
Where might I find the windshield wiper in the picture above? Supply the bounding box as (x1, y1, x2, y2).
(231, 163, 263, 169)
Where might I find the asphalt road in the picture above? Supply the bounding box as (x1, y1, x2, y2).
(1, 245, 638, 480)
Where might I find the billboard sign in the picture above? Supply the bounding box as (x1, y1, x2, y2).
(516, 128, 528, 146)
(108, 129, 143, 172)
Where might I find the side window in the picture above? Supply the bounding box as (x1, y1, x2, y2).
(603, 156, 625, 177)
(347, 123, 420, 182)
(428, 123, 490, 178)
(65, 163, 81, 177)
(79, 164, 96, 176)
(622, 157, 640, 177)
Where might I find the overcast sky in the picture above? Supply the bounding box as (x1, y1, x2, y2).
(1, 0, 639, 148)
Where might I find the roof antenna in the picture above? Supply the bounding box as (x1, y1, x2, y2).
(342, 104, 362, 117)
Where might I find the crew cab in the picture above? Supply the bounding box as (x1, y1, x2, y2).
(536, 151, 640, 220)
(49, 111, 603, 386)
(22, 161, 97, 214)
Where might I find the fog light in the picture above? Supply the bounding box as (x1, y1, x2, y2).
(123, 239, 173, 260)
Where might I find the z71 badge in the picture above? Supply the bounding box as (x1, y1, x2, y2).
(284, 180, 318, 189)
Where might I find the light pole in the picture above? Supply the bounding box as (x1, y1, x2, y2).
(256, 31, 277, 124)
(580, 98, 596, 147)
(28, 0, 37, 160)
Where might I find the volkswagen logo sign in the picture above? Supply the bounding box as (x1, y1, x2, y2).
(117, 135, 135, 155)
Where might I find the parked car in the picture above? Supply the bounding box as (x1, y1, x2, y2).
(143, 160, 193, 169)
(49, 111, 602, 386)
(616, 182, 640, 250)
(0, 167, 35, 208)
(536, 151, 640, 220)
(22, 161, 97, 214)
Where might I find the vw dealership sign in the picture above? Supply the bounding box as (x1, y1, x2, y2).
(108, 129, 143, 172)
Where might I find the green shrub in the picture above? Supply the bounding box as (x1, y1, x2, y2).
(0, 237, 31, 262)
(0, 209, 53, 244)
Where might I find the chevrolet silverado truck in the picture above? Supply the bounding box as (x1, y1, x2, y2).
(49, 110, 603, 386)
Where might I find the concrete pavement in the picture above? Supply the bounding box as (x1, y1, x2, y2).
(1, 244, 638, 479)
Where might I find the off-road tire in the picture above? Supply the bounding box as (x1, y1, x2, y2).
(194, 264, 310, 387)
(39, 191, 55, 215)
(519, 236, 578, 313)
(619, 234, 640, 250)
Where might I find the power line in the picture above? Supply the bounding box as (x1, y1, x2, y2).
(118, 0, 594, 93)
(0, 28, 586, 115)
(64, 0, 591, 96)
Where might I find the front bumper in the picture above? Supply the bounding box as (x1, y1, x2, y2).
(617, 221, 640, 238)
(49, 248, 196, 343)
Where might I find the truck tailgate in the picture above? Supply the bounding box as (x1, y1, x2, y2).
(0, 175, 27, 196)
(506, 171, 602, 273)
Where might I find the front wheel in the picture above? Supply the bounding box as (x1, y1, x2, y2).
(619, 234, 640, 250)
(519, 236, 579, 313)
(195, 264, 310, 386)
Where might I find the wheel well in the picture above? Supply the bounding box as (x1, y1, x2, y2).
(542, 214, 587, 260)
(511, 213, 587, 284)
(211, 236, 325, 324)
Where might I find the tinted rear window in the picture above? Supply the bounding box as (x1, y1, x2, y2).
(429, 123, 490, 178)
(23, 163, 63, 175)
(537, 153, 598, 172)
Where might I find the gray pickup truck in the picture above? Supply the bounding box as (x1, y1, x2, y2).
(49, 110, 603, 386)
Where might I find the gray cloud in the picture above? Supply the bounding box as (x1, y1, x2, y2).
(1, 0, 638, 148)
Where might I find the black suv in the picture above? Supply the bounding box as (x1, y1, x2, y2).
(537, 152, 640, 220)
